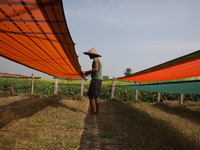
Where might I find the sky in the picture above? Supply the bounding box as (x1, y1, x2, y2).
(1, 0, 200, 79)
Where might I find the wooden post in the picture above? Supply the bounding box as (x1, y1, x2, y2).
(157, 92, 161, 102)
(135, 82, 139, 100)
(80, 79, 85, 96)
(54, 78, 58, 94)
(157, 81, 161, 102)
(111, 77, 116, 99)
(179, 94, 184, 105)
(31, 73, 34, 94)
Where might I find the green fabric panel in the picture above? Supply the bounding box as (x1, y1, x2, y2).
(120, 81, 200, 94)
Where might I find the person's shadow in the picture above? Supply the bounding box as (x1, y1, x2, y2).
(78, 99, 200, 150)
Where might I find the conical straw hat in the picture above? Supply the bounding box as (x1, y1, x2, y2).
(83, 47, 101, 57)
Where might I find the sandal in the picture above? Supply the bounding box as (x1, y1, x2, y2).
(86, 111, 95, 115)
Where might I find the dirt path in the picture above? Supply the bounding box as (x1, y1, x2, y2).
(78, 100, 119, 150)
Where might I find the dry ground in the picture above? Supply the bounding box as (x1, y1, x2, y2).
(0, 91, 200, 150)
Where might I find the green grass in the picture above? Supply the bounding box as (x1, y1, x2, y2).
(1, 77, 200, 101)
(1, 91, 200, 149)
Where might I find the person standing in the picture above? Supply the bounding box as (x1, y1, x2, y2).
(82, 47, 102, 115)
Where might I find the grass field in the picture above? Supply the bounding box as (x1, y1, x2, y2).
(1, 77, 200, 102)
(0, 91, 200, 150)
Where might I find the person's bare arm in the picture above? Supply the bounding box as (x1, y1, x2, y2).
(82, 61, 98, 75)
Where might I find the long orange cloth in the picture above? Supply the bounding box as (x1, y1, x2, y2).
(119, 50, 200, 82)
(0, 0, 83, 79)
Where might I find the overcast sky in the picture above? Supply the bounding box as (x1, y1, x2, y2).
(1, 0, 200, 79)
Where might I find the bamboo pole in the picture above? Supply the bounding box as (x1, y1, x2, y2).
(31, 73, 34, 94)
(111, 77, 116, 99)
(54, 78, 58, 94)
(80, 79, 85, 96)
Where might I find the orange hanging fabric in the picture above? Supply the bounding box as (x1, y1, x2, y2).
(119, 50, 200, 82)
(0, 0, 84, 79)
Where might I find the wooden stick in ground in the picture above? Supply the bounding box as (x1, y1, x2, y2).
(157, 81, 161, 102)
(179, 94, 184, 105)
(135, 82, 139, 100)
(80, 79, 85, 97)
(31, 73, 34, 94)
(54, 78, 58, 95)
(111, 77, 116, 99)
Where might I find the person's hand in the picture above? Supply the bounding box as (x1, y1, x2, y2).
(82, 71, 89, 75)
(81, 71, 85, 75)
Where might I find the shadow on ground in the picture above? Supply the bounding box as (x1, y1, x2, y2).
(153, 103, 200, 125)
(0, 91, 15, 98)
(79, 99, 200, 150)
(0, 95, 85, 129)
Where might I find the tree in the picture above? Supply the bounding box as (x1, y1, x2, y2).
(103, 75, 109, 81)
(124, 68, 132, 76)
